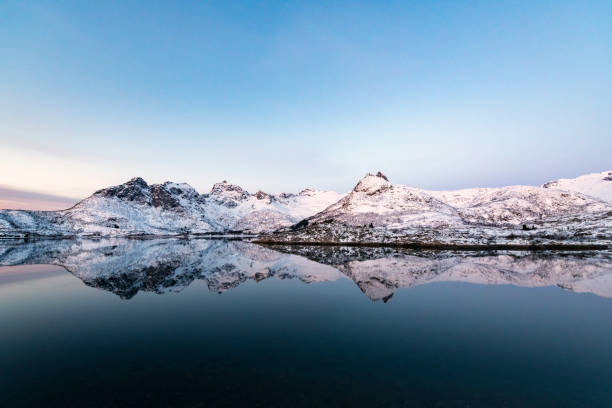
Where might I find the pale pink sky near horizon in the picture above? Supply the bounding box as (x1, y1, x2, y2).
(0, 185, 79, 211)
(3, 168, 611, 212)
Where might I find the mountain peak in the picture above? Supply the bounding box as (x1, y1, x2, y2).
(128, 177, 148, 187)
(375, 171, 389, 181)
(93, 177, 150, 203)
(210, 181, 249, 201)
(299, 188, 316, 196)
(253, 190, 271, 200)
(161, 182, 199, 198)
(353, 172, 392, 194)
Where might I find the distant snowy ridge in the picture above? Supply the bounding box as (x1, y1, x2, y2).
(542, 170, 612, 202)
(0, 177, 344, 238)
(1, 170, 611, 243)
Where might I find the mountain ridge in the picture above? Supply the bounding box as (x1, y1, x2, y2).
(1, 170, 611, 245)
(0, 177, 344, 237)
(261, 171, 612, 246)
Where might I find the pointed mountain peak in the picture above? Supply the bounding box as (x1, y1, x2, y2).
(353, 172, 392, 194)
(128, 177, 148, 187)
(299, 188, 315, 196)
(278, 192, 296, 199)
(161, 181, 199, 197)
(253, 190, 270, 200)
(210, 180, 249, 201)
(93, 177, 150, 203)
(375, 171, 389, 181)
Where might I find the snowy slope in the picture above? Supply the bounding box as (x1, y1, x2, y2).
(64, 179, 216, 236)
(428, 185, 609, 226)
(0, 210, 69, 238)
(304, 172, 461, 229)
(543, 170, 612, 202)
(0, 177, 344, 237)
(265, 172, 612, 245)
(199, 181, 344, 233)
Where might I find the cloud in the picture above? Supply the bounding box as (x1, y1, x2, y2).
(0, 186, 79, 211)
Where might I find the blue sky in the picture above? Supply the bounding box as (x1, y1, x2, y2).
(1, 0, 611, 204)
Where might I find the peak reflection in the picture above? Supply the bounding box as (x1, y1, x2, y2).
(1, 239, 611, 300)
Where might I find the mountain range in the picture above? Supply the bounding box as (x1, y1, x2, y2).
(266, 171, 612, 246)
(0, 177, 343, 238)
(1, 170, 611, 246)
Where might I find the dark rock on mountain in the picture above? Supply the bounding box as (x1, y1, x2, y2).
(253, 190, 271, 201)
(95, 177, 150, 204)
(210, 181, 250, 201)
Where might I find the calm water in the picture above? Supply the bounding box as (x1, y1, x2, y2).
(1, 239, 612, 407)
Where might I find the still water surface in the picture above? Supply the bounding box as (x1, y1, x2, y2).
(1, 239, 612, 407)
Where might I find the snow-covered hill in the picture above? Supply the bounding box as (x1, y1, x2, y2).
(264, 172, 612, 246)
(543, 170, 612, 202)
(0, 177, 344, 238)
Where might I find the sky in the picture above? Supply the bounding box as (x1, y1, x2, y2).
(1, 0, 611, 209)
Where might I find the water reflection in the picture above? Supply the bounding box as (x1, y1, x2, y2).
(1, 238, 611, 300)
(3, 239, 612, 407)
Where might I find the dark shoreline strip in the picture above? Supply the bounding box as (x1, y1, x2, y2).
(252, 240, 609, 251)
(0, 235, 609, 250)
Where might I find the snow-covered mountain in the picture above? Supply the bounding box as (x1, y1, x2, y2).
(263, 172, 612, 246)
(1, 170, 611, 244)
(2, 239, 611, 300)
(543, 170, 612, 202)
(0, 177, 344, 238)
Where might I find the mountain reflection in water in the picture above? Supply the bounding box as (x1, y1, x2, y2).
(1, 238, 611, 300)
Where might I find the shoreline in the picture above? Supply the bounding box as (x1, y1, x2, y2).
(253, 240, 610, 251)
(0, 234, 609, 251)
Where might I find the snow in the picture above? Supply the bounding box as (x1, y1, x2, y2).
(542, 170, 612, 202)
(267, 171, 612, 245)
(66, 195, 216, 235)
(200, 183, 345, 232)
(352, 172, 392, 194)
(0, 178, 344, 237)
(430, 186, 609, 226)
(312, 173, 610, 228)
(278, 189, 345, 220)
